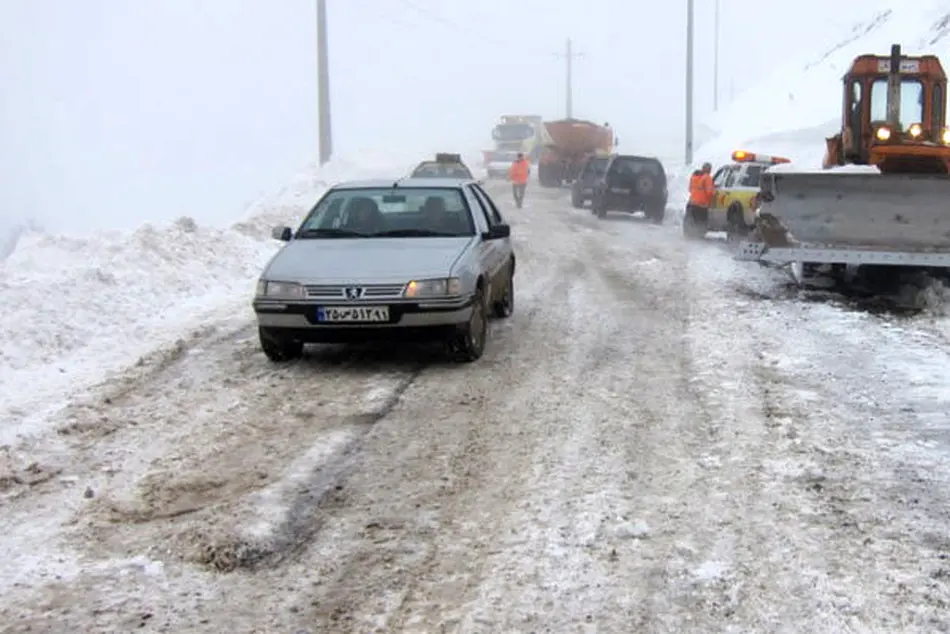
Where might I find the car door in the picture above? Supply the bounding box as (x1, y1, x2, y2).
(708, 165, 735, 230)
(463, 185, 501, 299)
(469, 184, 510, 299)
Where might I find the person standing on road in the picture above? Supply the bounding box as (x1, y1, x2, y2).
(508, 152, 530, 209)
(684, 162, 715, 238)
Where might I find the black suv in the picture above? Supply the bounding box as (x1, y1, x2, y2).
(591, 154, 668, 223)
(571, 154, 610, 208)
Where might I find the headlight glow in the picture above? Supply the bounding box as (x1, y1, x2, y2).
(404, 277, 461, 297)
(261, 281, 304, 298)
(876, 126, 891, 141)
(942, 128, 950, 144)
(909, 123, 923, 137)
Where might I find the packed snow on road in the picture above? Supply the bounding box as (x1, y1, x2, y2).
(2, 147, 950, 632)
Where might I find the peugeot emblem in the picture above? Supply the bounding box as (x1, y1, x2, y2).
(343, 286, 365, 300)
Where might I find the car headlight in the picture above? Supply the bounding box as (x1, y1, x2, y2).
(403, 277, 461, 298)
(876, 126, 891, 141)
(257, 280, 304, 298)
(941, 128, 950, 145)
(909, 123, 923, 138)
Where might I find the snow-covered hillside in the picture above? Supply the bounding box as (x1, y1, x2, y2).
(0, 157, 411, 443)
(665, 0, 950, 207)
(692, 0, 950, 169)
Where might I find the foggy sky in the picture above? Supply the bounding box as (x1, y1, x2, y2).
(0, 0, 891, 234)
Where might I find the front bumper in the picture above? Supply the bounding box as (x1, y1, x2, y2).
(252, 297, 474, 343)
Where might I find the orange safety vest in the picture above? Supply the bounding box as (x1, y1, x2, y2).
(508, 159, 530, 184)
(688, 171, 714, 207)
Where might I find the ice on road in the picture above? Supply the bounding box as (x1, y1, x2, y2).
(3, 182, 950, 633)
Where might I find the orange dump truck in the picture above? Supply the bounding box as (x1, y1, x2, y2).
(537, 119, 614, 187)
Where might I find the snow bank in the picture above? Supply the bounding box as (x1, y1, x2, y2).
(669, 0, 950, 208)
(0, 156, 409, 443)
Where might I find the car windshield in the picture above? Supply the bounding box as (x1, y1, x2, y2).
(492, 123, 534, 141)
(410, 162, 473, 179)
(297, 187, 475, 238)
(487, 152, 518, 162)
(590, 158, 608, 175)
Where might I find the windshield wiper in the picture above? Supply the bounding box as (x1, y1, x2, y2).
(372, 229, 458, 237)
(296, 228, 367, 238)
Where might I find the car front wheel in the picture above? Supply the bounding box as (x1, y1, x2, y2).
(450, 287, 488, 362)
(259, 327, 303, 362)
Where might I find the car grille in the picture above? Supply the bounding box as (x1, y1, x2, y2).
(304, 284, 406, 300)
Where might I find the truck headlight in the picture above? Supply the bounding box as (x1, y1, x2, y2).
(258, 280, 304, 298)
(942, 128, 950, 145)
(875, 126, 891, 141)
(909, 123, 923, 138)
(403, 277, 461, 297)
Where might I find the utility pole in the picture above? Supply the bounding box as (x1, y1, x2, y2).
(713, 0, 719, 111)
(316, 0, 332, 165)
(566, 38, 573, 118)
(556, 38, 583, 119)
(685, 0, 694, 164)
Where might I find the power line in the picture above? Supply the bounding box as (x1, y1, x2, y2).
(390, 0, 554, 56)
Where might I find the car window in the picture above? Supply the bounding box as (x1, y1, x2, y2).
(296, 187, 475, 237)
(466, 185, 495, 228)
(722, 167, 742, 189)
(471, 183, 504, 224)
(737, 165, 763, 187)
(591, 159, 608, 176)
(608, 157, 664, 184)
(411, 162, 473, 179)
(712, 166, 732, 187)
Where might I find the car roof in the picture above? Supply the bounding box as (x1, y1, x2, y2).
(329, 177, 474, 190)
(610, 154, 662, 162)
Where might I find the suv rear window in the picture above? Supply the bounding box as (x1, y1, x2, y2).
(608, 157, 666, 184)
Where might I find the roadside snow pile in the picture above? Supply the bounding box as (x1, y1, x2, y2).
(0, 156, 408, 442)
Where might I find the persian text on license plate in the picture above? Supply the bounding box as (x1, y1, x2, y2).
(317, 306, 389, 322)
(610, 187, 631, 193)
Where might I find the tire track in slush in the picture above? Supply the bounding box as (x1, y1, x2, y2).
(198, 359, 426, 572)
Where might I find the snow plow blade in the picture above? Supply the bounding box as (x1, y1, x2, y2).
(756, 171, 950, 251)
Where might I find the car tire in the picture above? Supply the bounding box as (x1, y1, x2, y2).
(450, 286, 488, 362)
(492, 268, 515, 318)
(259, 327, 303, 362)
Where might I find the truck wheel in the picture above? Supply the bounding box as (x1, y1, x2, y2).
(259, 327, 303, 362)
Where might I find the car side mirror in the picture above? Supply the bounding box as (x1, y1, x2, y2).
(271, 225, 292, 241)
(482, 223, 510, 240)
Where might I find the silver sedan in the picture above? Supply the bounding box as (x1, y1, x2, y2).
(253, 178, 516, 363)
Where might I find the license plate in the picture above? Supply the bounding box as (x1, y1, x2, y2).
(610, 187, 631, 193)
(316, 306, 389, 322)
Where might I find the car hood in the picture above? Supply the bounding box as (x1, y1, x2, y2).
(263, 236, 475, 283)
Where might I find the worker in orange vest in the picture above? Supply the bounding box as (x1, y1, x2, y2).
(684, 162, 715, 239)
(508, 153, 531, 209)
